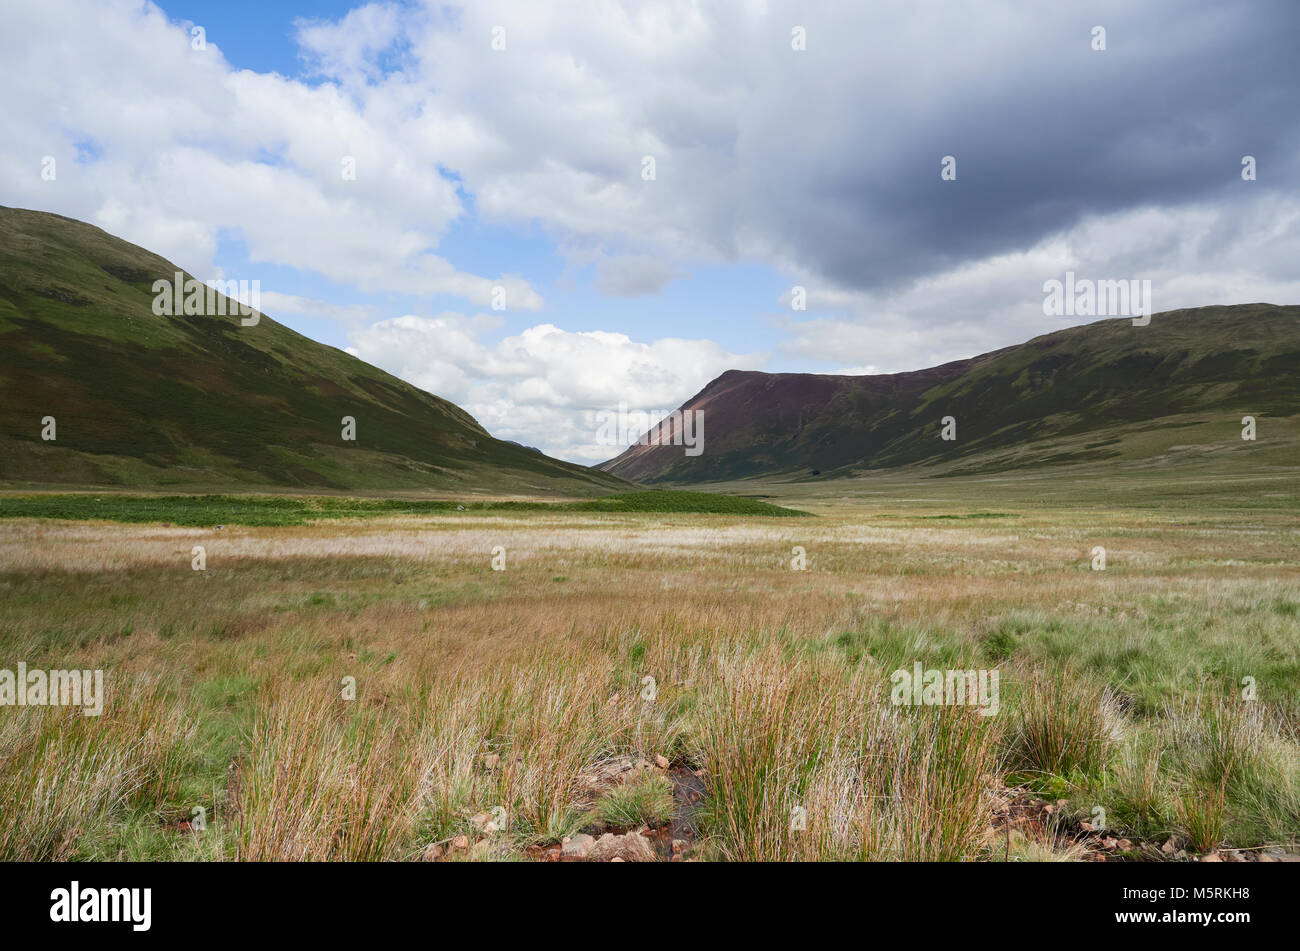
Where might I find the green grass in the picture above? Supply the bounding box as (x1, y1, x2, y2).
(0, 206, 632, 496)
(1, 469, 1296, 861)
(0, 489, 809, 525)
(587, 773, 675, 829)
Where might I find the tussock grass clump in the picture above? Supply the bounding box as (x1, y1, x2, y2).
(1165, 695, 1300, 846)
(694, 646, 999, 861)
(1167, 695, 1270, 796)
(1105, 737, 1172, 837)
(416, 659, 662, 847)
(236, 687, 421, 861)
(236, 649, 688, 859)
(0, 677, 197, 861)
(1005, 667, 1120, 780)
(1177, 780, 1227, 853)
(589, 772, 675, 829)
(888, 705, 1001, 861)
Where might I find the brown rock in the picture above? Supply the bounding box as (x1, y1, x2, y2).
(451, 834, 469, 850)
(654, 754, 670, 770)
(561, 833, 595, 859)
(589, 831, 656, 863)
(1200, 853, 1223, 862)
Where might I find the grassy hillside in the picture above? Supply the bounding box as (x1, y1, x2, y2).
(0, 206, 631, 495)
(601, 304, 1300, 483)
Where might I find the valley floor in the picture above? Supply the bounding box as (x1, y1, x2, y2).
(1, 471, 1298, 861)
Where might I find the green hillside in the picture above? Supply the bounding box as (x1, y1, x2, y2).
(601, 304, 1300, 483)
(0, 207, 631, 495)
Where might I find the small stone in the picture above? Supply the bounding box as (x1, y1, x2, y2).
(469, 812, 493, 833)
(1101, 836, 1118, 850)
(654, 754, 670, 770)
(561, 834, 595, 859)
(610, 857, 624, 862)
(1200, 853, 1222, 862)
(589, 831, 656, 863)
(421, 843, 444, 861)
(451, 835, 469, 850)
(1117, 838, 1133, 851)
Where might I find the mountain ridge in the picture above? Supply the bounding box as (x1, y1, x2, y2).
(600, 304, 1300, 483)
(0, 206, 631, 495)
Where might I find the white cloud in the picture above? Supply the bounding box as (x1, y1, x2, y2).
(346, 315, 763, 461)
(2, 0, 1295, 465)
(0, 0, 538, 308)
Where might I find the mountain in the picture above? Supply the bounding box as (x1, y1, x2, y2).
(0, 206, 631, 495)
(600, 304, 1300, 483)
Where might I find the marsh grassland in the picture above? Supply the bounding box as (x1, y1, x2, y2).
(1, 469, 1297, 862)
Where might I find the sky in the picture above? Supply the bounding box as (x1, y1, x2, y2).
(2, 0, 1298, 463)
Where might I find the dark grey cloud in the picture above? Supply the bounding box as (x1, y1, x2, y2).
(730, 0, 1300, 294)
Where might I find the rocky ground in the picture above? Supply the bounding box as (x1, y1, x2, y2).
(991, 789, 1300, 863)
(419, 773, 1300, 863)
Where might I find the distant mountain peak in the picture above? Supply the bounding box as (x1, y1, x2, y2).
(600, 304, 1299, 483)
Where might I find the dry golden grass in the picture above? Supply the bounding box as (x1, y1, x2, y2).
(1, 477, 1297, 860)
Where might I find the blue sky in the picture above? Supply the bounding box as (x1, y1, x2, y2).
(4, 1, 1298, 462)
(149, 0, 799, 365)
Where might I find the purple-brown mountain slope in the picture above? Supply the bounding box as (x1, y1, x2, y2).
(599, 304, 1300, 483)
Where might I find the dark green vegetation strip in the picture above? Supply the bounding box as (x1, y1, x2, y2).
(0, 490, 811, 526)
